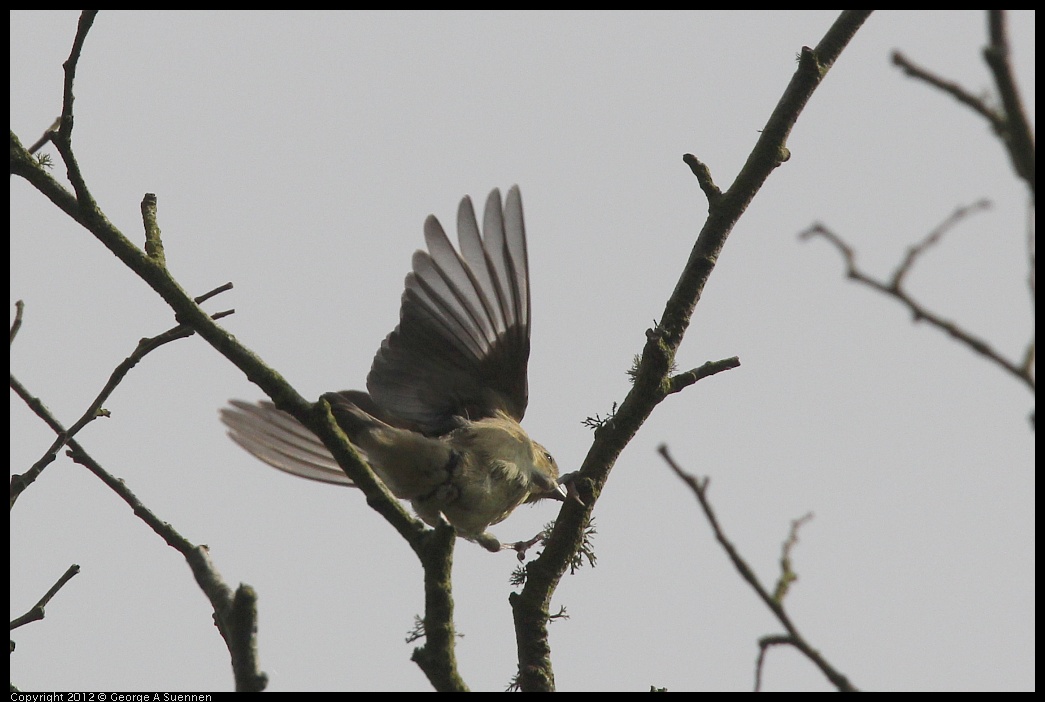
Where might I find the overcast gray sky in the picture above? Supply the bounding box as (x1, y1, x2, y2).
(11, 10, 1034, 692)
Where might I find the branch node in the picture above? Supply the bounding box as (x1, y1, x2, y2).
(141, 193, 166, 266)
(682, 153, 722, 206)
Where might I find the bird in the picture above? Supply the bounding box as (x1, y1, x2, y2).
(220, 186, 565, 552)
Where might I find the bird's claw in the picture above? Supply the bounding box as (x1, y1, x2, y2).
(558, 471, 586, 506)
(506, 533, 545, 561)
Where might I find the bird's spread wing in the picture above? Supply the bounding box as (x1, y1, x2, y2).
(367, 186, 531, 433)
(219, 399, 354, 486)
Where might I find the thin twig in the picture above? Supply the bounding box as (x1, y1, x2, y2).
(800, 218, 1034, 393)
(10, 300, 25, 345)
(894, 12, 1033, 195)
(658, 445, 856, 692)
(26, 117, 61, 155)
(893, 200, 992, 288)
(892, 51, 1004, 130)
(10, 293, 237, 507)
(13, 380, 267, 691)
(666, 356, 741, 395)
(9, 564, 80, 631)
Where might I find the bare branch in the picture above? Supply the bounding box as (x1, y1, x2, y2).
(800, 220, 1034, 393)
(53, 11, 100, 213)
(10, 300, 25, 345)
(773, 512, 814, 603)
(195, 281, 234, 306)
(659, 445, 856, 692)
(683, 153, 721, 206)
(10, 296, 237, 507)
(754, 635, 794, 693)
(9, 564, 80, 631)
(409, 524, 469, 692)
(809, 14, 1036, 403)
(66, 436, 267, 691)
(893, 199, 993, 288)
(892, 50, 1004, 130)
(26, 117, 61, 155)
(894, 11, 1034, 196)
(513, 15, 874, 689)
(60, 11, 98, 129)
(984, 11, 1036, 195)
(10, 372, 268, 690)
(141, 193, 166, 265)
(667, 356, 741, 396)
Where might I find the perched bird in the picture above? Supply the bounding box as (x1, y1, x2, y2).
(220, 186, 564, 551)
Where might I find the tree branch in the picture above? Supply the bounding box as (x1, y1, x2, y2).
(892, 11, 1034, 196)
(11, 374, 268, 691)
(984, 11, 1035, 195)
(409, 524, 468, 691)
(511, 11, 874, 690)
(659, 446, 856, 692)
(10, 288, 235, 508)
(9, 564, 80, 632)
(800, 215, 1034, 393)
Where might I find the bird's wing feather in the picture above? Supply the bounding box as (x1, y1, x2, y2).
(367, 186, 531, 432)
(219, 399, 353, 486)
